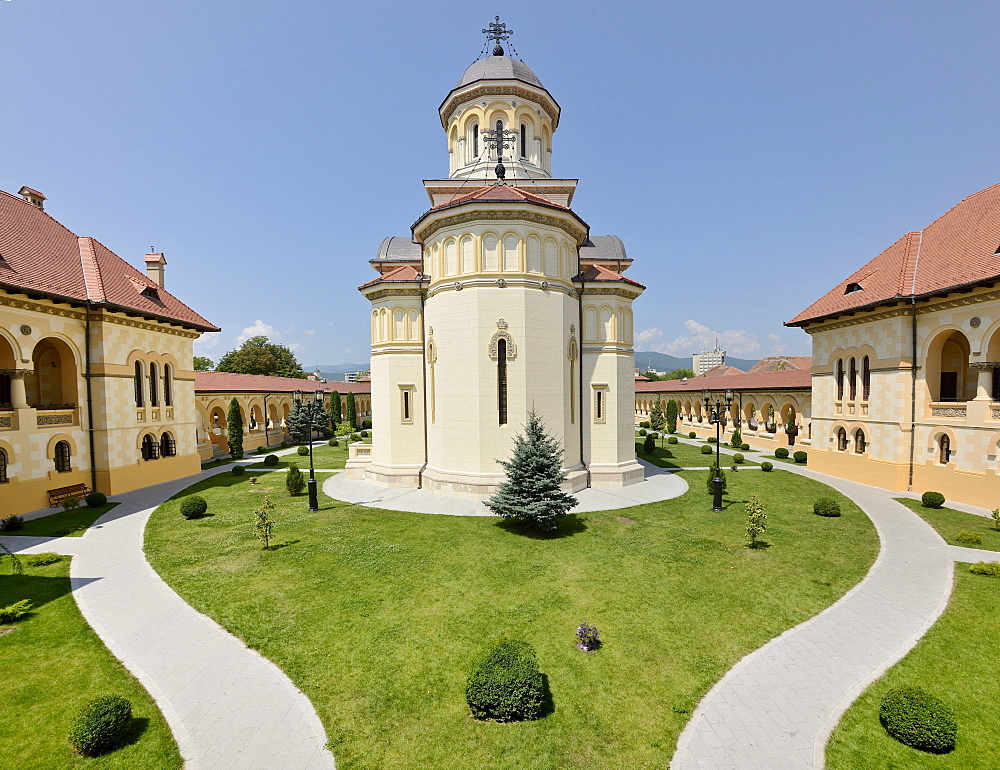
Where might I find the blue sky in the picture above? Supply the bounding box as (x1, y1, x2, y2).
(4, 1, 1000, 365)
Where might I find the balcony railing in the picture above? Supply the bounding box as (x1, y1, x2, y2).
(35, 407, 78, 427)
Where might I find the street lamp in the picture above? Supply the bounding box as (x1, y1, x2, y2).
(702, 387, 734, 512)
(293, 389, 325, 512)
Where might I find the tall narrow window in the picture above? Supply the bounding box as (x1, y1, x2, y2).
(0, 448, 7, 483)
(939, 434, 951, 464)
(134, 361, 144, 407)
(402, 390, 411, 421)
(854, 429, 866, 454)
(141, 433, 159, 460)
(520, 123, 526, 157)
(836, 359, 844, 400)
(862, 356, 870, 400)
(473, 124, 479, 158)
(497, 338, 508, 426)
(837, 428, 847, 451)
(596, 390, 605, 420)
(848, 358, 857, 400)
(163, 364, 173, 406)
(149, 363, 159, 407)
(54, 440, 71, 472)
(160, 432, 176, 457)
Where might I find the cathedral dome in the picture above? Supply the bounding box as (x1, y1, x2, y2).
(456, 55, 543, 88)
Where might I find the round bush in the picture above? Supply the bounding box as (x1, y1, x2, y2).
(741, 443, 750, 451)
(179, 495, 208, 519)
(279, 441, 289, 448)
(362, 418, 372, 429)
(733, 453, 745, 464)
(231, 465, 245, 476)
(814, 497, 842, 517)
(352, 433, 362, 441)
(760, 461, 773, 472)
(700, 445, 712, 455)
(85, 492, 107, 508)
(68, 695, 133, 756)
(328, 439, 339, 447)
(640, 421, 650, 429)
(707, 436, 717, 444)
(689, 432, 696, 439)
(466, 640, 544, 722)
(256, 445, 265, 454)
(650, 432, 658, 440)
(638, 429, 647, 436)
(263, 454, 279, 467)
(793, 451, 808, 464)
(955, 529, 982, 545)
(922, 491, 946, 509)
(775, 447, 789, 459)
(360, 430, 369, 438)
(879, 686, 956, 753)
(667, 436, 678, 445)
(297, 445, 309, 456)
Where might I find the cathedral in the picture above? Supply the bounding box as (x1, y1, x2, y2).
(347, 20, 645, 497)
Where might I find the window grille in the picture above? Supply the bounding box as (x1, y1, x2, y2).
(55, 441, 71, 472)
(497, 338, 508, 426)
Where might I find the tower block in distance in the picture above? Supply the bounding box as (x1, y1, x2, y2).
(350, 20, 645, 498)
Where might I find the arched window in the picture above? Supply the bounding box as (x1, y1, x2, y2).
(141, 433, 159, 461)
(854, 429, 866, 454)
(160, 432, 176, 458)
(134, 361, 144, 407)
(520, 123, 527, 158)
(0, 448, 7, 483)
(836, 359, 844, 400)
(497, 338, 508, 426)
(939, 434, 951, 464)
(848, 358, 857, 400)
(837, 428, 847, 451)
(163, 364, 173, 406)
(54, 440, 71, 472)
(149, 362, 159, 407)
(861, 356, 870, 400)
(472, 124, 479, 159)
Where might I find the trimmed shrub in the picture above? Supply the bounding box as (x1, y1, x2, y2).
(700, 445, 712, 455)
(297, 445, 309, 456)
(814, 497, 842, 517)
(667, 436, 678, 445)
(793, 451, 807, 464)
(741, 443, 750, 451)
(733, 453, 745, 464)
(760, 461, 773, 472)
(650, 432, 659, 440)
(705, 461, 728, 495)
(640, 421, 650, 428)
(638, 429, 647, 436)
(969, 561, 1000, 577)
(921, 491, 945, 509)
(466, 640, 544, 722)
(180, 495, 207, 519)
(0, 599, 32, 624)
(62, 496, 81, 511)
(256, 445, 266, 454)
(731, 429, 742, 448)
(362, 418, 372, 429)
(85, 492, 107, 508)
(286, 463, 305, 496)
(68, 695, 133, 757)
(263, 454, 279, 467)
(0, 515, 24, 532)
(643, 434, 655, 454)
(279, 441, 289, 448)
(328, 439, 339, 447)
(954, 529, 982, 545)
(688, 432, 696, 439)
(26, 553, 62, 566)
(360, 430, 369, 438)
(351, 433, 362, 441)
(707, 436, 717, 444)
(879, 686, 956, 753)
(775, 447, 789, 459)
(231, 465, 245, 476)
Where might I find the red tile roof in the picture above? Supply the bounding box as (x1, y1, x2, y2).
(358, 264, 427, 289)
(746, 356, 812, 373)
(635, 369, 812, 393)
(431, 184, 568, 211)
(0, 190, 218, 331)
(195, 371, 371, 394)
(577, 264, 645, 289)
(698, 365, 745, 377)
(789, 184, 1000, 325)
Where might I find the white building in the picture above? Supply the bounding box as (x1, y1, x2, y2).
(693, 346, 726, 375)
(347, 29, 644, 498)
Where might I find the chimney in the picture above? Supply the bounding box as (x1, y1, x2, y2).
(18, 186, 46, 210)
(144, 251, 167, 288)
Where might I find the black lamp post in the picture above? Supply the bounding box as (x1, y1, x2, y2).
(294, 389, 325, 512)
(702, 387, 734, 512)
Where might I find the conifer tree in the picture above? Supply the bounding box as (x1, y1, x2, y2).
(329, 390, 342, 429)
(286, 403, 312, 443)
(705, 459, 728, 495)
(649, 400, 666, 432)
(346, 391, 357, 429)
(226, 398, 244, 460)
(665, 400, 678, 434)
(285, 462, 305, 496)
(485, 410, 578, 531)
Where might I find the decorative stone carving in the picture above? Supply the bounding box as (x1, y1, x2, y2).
(488, 329, 516, 359)
(931, 406, 966, 417)
(992, 408, 1000, 420)
(36, 412, 73, 426)
(454, 281, 462, 291)
(496, 278, 507, 288)
(0, 415, 11, 428)
(970, 316, 981, 328)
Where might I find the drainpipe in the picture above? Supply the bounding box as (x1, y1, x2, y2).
(417, 284, 429, 489)
(576, 255, 590, 488)
(84, 302, 98, 493)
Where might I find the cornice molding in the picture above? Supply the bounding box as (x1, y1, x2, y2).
(0, 295, 200, 339)
(440, 84, 559, 128)
(415, 208, 586, 244)
(803, 289, 1000, 333)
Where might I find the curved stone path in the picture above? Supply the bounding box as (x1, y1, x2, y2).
(670, 438, 980, 769)
(2, 456, 335, 770)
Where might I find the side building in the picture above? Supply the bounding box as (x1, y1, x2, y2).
(0, 187, 218, 515)
(788, 184, 1000, 508)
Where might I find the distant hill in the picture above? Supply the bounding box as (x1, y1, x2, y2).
(634, 351, 760, 374)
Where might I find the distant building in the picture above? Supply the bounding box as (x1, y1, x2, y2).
(693, 346, 726, 375)
(344, 370, 370, 383)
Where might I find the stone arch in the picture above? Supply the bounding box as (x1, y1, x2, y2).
(561, 243, 573, 280)
(599, 306, 614, 342)
(460, 235, 475, 273)
(443, 238, 458, 277)
(46, 432, 79, 459)
(482, 232, 500, 271)
(543, 238, 558, 277)
(502, 233, 519, 272)
(380, 308, 389, 342)
(371, 310, 380, 343)
(407, 309, 419, 341)
(392, 308, 405, 341)
(526, 234, 542, 273)
(924, 327, 972, 402)
(926, 425, 958, 463)
(30, 336, 79, 406)
(0, 327, 21, 366)
(584, 307, 598, 341)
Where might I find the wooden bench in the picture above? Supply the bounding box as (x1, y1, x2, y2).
(47, 483, 92, 507)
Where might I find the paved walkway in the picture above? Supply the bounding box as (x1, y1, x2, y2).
(2, 449, 335, 770)
(322, 457, 688, 515)
(670, 445, 985, 769)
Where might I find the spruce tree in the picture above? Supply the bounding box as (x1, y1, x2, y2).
(485, 410, 578, 531)
(649, 400, 665, 432)
(285, 463, 305, 496)
(286, 403, 312, 443)
(346, 391, 357, 429)
(665, 400, 678, 434)
(329, 390, 342, 429)
(226, 398, 244, 460)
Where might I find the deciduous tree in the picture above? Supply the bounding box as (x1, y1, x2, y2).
(216, 336, 306, 378)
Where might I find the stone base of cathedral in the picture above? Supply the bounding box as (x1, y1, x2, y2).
(586, 459, 646, 487)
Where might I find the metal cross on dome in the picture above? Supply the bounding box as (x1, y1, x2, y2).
(482, 119, 517, 181)
(482, 16, 513, 55)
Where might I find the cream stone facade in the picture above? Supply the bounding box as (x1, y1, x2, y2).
(349, 40, 644, 497)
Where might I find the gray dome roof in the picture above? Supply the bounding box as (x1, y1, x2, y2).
(456, 56, 543, 89)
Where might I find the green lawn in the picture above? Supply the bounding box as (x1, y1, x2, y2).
(247, 443, 350, 469)
(4, 503, 119, 538)
(896, 498, 1000, 551)
(200, 457, 233, 470)
(145, 466, 877, 768)
(827, 565, 1000, 768)
(0, 560, 181, 768)
(637, 440, 758, 469)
